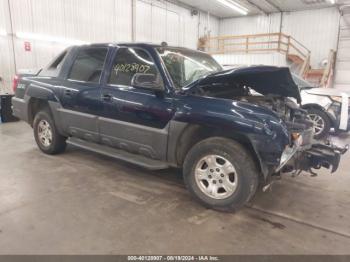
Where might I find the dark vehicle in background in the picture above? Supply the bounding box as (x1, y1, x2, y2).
(11, 43, 348, 211)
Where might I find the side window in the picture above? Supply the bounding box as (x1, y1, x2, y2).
(108, 48, 162, 87)
(68, 47, 108, 83)
(49, 50, 67, 71)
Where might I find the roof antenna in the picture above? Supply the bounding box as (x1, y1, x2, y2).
(161, 41, 168, 47)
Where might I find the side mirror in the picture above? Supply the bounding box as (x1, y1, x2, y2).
(131, 73, 163, 91)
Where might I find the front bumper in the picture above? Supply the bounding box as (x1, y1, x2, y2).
(327, 105, 350, 132)
(296, 143, 348, 173)
(277, 131, 348, 175)
(328, 94, 349, 131)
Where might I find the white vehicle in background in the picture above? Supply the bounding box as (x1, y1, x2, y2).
(292, 74, 350, 139)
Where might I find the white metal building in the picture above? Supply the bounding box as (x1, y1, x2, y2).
(1, 0, 350, 93)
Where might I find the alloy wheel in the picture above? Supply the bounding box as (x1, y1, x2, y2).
(37, 120, 53, 147)
(194, 155, 238, 200)
(307, 114, 325, 136)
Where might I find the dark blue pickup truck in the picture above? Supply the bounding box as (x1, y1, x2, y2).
(12, 43, 347, 211)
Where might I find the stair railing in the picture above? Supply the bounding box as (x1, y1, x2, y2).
(300, 53, 311, 77)
(200, 33, 338, 87)
(320, 49, 336, 87)
(201, 32, 311, 67)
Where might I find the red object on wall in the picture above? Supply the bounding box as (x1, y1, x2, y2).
(24, 41, 31, 52)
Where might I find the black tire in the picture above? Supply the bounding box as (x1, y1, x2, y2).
(183, 137, 259, 212)
(33, 109, 67, 154)
(307, 108, 331, 140)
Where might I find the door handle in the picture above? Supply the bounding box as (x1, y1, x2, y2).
(64, 89, 73, 96)
(102, 94, 112, 102)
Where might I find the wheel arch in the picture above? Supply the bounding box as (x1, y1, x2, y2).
(302, 103, 336, 128)
(27, 97, 51, 126)
(169, 123, 264, 177)
(25, 84, 60, 126)
(26, 96, 67, 137)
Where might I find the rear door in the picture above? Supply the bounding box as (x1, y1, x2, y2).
(58, 46, 108, 142)
(99, 47, 175, 160)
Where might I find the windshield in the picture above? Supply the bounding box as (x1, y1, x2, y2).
(157, 47, 222, 89)
(292, 73, 316, 89)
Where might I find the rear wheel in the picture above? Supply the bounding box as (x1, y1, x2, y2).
(33, 109, 67, 154)
(307, 108, 331, 140)
(183, 137, 259, 212)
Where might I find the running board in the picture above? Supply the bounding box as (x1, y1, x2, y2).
(67, 138, 170, 170)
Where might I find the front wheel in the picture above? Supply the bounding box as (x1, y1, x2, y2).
(307, 108, 331, 140)
(183, 137, 259, 212)
(33, 109, 67, 154)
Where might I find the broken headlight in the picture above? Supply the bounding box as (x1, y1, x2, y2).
(277, 135, 303, 172)
(330, 96, 343, 103)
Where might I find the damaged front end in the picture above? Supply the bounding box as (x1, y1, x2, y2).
(272, 92, 348, 177)
(262, 97, 348, 178)
(184, 65, 348, 179)
(262, 93, 348, 178)
(277, 135, 348, 177)
(296, 143, 347, 174)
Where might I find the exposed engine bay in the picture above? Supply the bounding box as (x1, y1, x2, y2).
(239, 95, 313, 136)
(194, 83, 348, 178)
(196, 83, 313, 139)
(240, 95, 348, 177)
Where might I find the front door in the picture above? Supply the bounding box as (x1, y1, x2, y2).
(100, 47, 174, 160)
(59, 47, 108, 142)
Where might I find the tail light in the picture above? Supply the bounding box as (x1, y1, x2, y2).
(12, 75, 19, 93)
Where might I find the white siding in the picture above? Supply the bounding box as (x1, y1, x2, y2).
(134, 0, 201, 47)
(216, 13, 282, 67)
(151, 4, 168, 43)
(8, 0, 133, 73)
(115, 0, 133, 42)
(219, 13, 281, 36)
(0, 0, 14, 94)
(0, 0, 218, 93)
(334, 12, 350, 90)
(214, 53, 287, 67)
(135, 0, 153, 42)
(217, 7, 340, 69)
(199, 11, 220, 38)
(282, 7, 340, 68)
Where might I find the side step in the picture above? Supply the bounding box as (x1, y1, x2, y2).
(67, 137, 170, 170)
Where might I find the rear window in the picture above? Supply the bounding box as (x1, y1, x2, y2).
(68, 47, 108, 83)
(39, 49, 68, 77)
(49, 50, 67, 70)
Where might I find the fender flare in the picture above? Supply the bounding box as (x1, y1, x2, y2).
(25, 85, 67, 136)
(26, 84, 60, 102)
(167, 121, 271, 179)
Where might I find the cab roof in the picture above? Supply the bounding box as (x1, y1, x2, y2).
(76, 42, 200, 52)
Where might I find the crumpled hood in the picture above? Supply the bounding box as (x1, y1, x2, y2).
(183, 66, 301, 103)
(305, 87, 350, 97)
